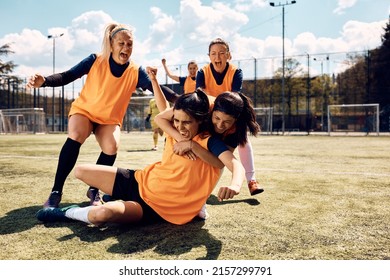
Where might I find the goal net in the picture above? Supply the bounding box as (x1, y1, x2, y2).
(254, 107, 273, 134)
(0, 108, 47, 134)
(123, 95, 154, 132)
(327, 104, 379, 135)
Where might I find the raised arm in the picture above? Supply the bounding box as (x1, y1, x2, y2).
(162, 58, 180, 83)
(139, 66, 180, 104)
(146, 67, 170, 113)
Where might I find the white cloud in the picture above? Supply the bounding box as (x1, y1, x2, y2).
(293, 32, 349, 55)
(263, 36, 283, 57)
(148, 0, 250, 78)
(71, 10, 112, 31)
(144, 7, 176, 52)
(291, 19, 385, 57)
(179, 0, 248, 43)
(0, 29, 54, 77)
(340, 19, 386, 51)
(68, 10, 114, 55)
(1, 29, 48, 56)
(1, 10, 113, 79)
(233, 0, 268, 12)
(293, 32, 317, 54)
(230, 34, 265, 60)
(333, 0, 357, 15)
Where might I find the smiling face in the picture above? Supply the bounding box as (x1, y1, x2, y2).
(188, 62, 198, 78)
(110, 31, 133, 65)
(212, 110, 236, 134)
(173, 109, 200, 140)
(208, 43, 230, 73)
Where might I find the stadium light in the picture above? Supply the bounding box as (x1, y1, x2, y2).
(269, 1, 297, 134)
(47, 33, 64, 132)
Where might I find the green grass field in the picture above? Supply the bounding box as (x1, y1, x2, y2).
(0, 133, 389, 260)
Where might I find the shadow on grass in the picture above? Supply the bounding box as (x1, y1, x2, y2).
(108, 220, 222, 260)
(59, 216, 221, 260)
(0, 204, 222, 260)
(207, 194, 261, 206)
(0, 205, 43, 234)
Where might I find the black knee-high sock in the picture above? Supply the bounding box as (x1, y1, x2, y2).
(88, 152, 117, 191)
(51, 138, 81, 193)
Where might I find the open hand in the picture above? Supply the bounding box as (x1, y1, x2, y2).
(26, 74, 45, 89)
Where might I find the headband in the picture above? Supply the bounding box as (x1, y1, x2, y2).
(110, 27, 129, 39)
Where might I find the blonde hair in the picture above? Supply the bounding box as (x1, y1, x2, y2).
(101, 23, 133, 60)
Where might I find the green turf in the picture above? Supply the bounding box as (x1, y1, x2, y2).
(0, 133, 389, 260)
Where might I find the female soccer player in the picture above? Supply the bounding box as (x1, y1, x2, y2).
(196, 38, 264, 196)
(27, 23, 179, 208)
(161, 58, 198, 94)
(36, 71, 245, 226)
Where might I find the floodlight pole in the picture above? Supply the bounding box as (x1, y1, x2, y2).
(47, 33, 64, 132)
(313, 56, 329, 131)
(270, 1, 297, 134)
(254, 57, 257, 108)
(305, 52, 311, 134)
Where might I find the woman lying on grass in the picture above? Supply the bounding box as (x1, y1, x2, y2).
(36, 68, 245, 226)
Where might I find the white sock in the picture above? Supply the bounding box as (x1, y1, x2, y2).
(65, 206, 93, 224)
(237, 139, 256, 182)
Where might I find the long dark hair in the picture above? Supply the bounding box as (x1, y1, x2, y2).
(212, 91, 260, 146)
(173, 88, 210, 135)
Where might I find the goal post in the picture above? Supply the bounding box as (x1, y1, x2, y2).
(327, 104, 379, 135)
(0, 108, 47, 134)
(254, 107, 273, 135)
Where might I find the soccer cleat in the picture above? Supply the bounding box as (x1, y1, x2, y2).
(197, 204, 209, 220)
(36, 205, 78, 223)
(86, 188, 102, 206)
(102, 194, 114, 203)
(43, 191, 62, 208)
(248, 180, 264, 196)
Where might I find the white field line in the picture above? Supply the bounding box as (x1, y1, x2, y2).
(256, 167, 390, 177)
(0, 154, 93, 163)
(1, 154, 389, 178)
(0, 154, 56, 160)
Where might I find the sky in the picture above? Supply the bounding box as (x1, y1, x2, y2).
(0, 0, 389, 94)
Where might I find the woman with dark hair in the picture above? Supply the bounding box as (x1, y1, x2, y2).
(196, 37, 264, 196)
(160, 90, 262, 219)
(36, 70, 245, 226)
(211, 91, 259, 147)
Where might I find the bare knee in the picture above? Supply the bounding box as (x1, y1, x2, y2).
(89, 206, 114, 225)
(68, 115, 93, 143)
(68, 122, 92, 143)
(74, 164, 88, 181)
(95, 125, 120, 154)
(101, 142, 118, 155)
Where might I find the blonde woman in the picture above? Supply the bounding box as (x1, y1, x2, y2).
(27, 23, 179, 208)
